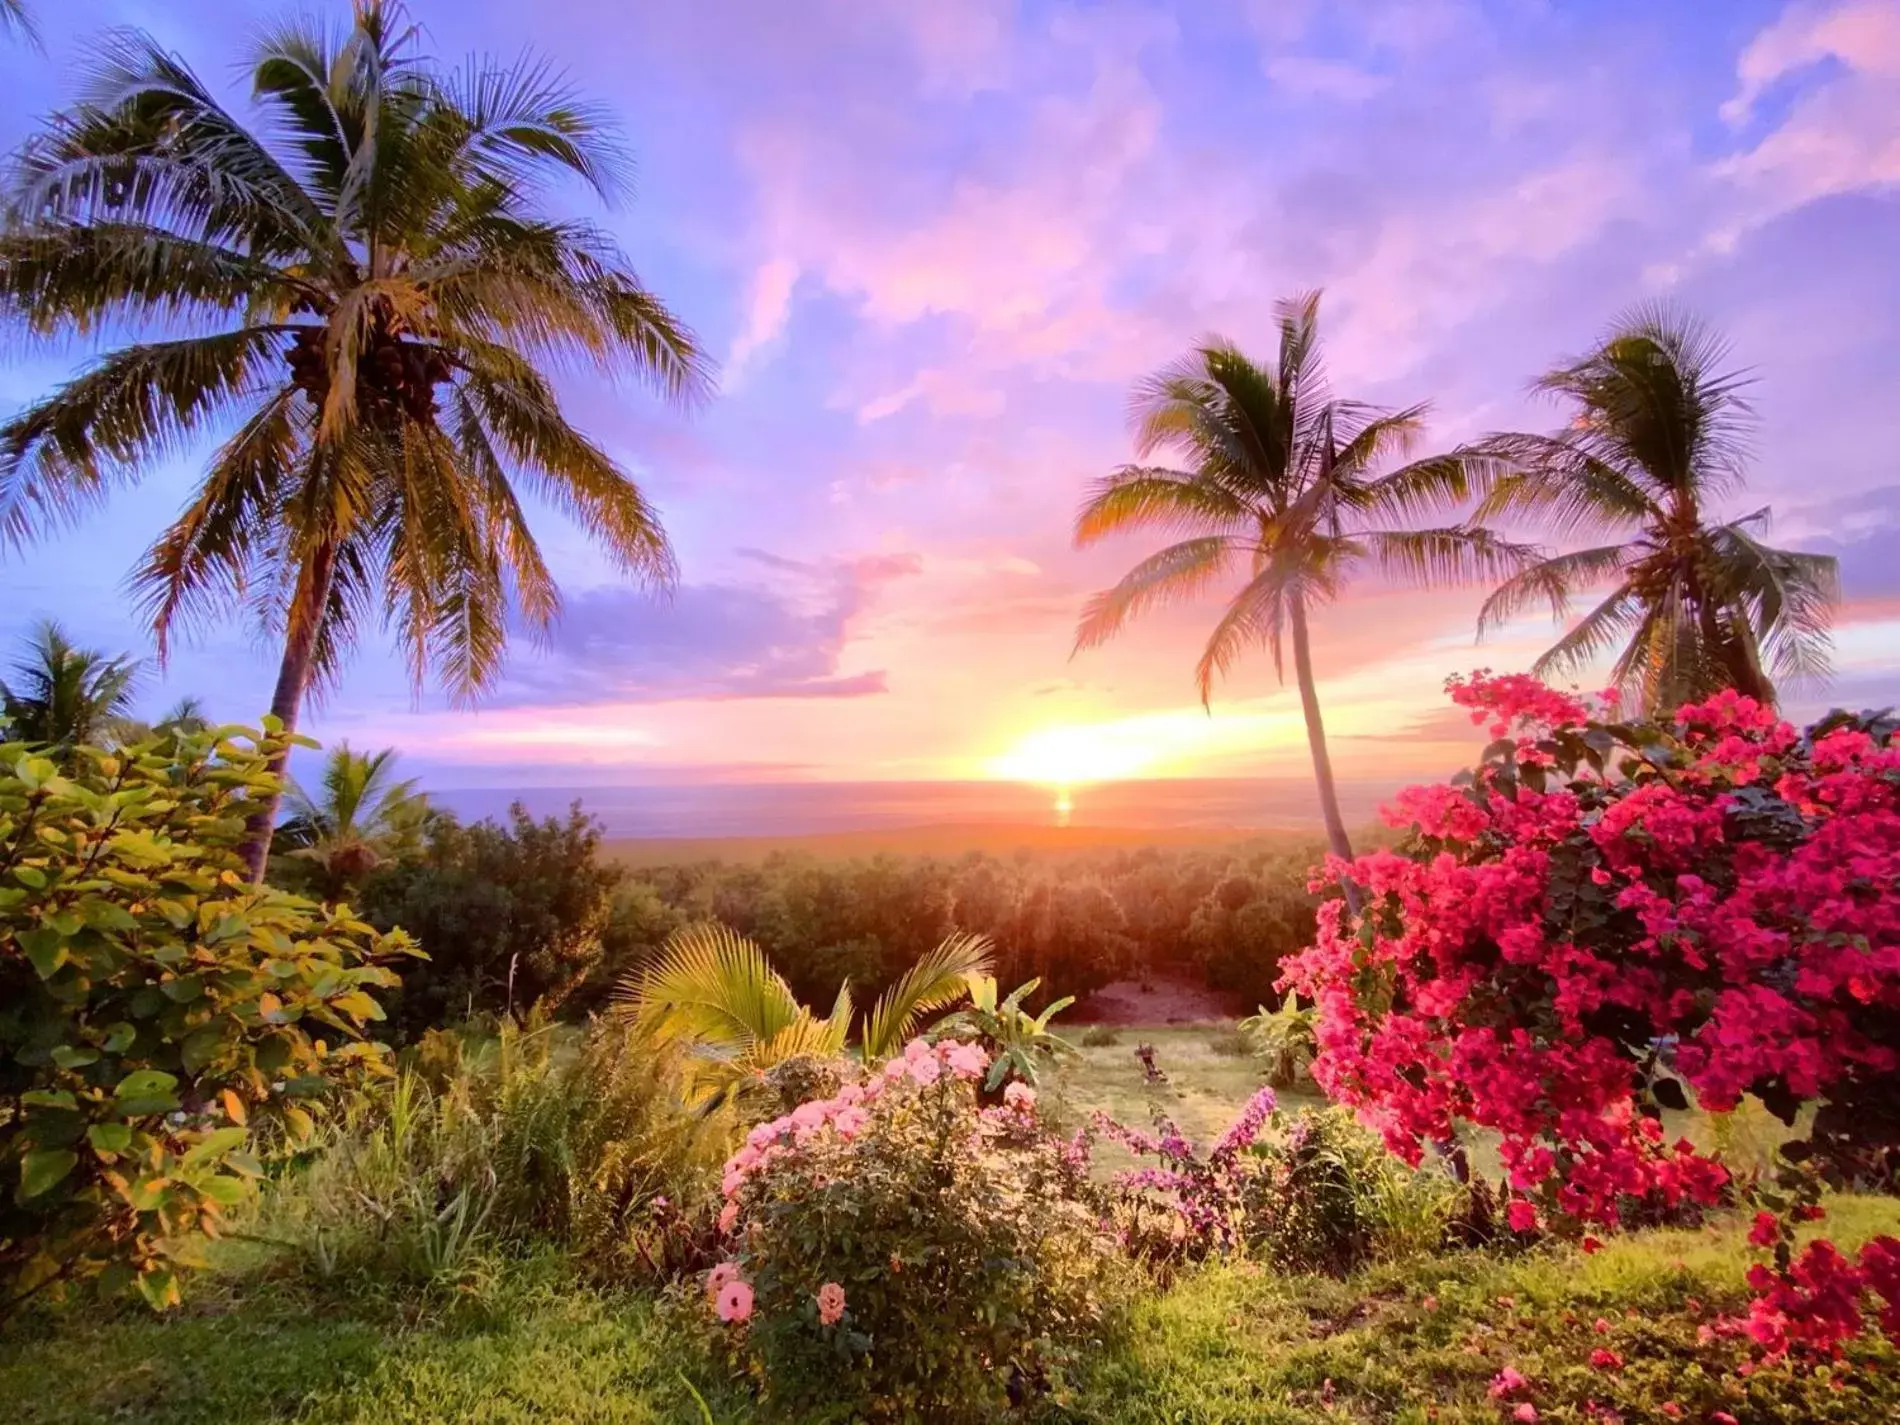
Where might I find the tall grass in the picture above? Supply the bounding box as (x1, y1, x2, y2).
(253, 1017, 734, 1294)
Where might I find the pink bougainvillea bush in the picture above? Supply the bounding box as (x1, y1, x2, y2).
(702, 1037, 1127, 1423)
(1279, 673, 1900, 1361)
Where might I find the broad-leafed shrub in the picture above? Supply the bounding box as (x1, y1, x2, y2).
(0, 728, 412, 1316)
(705, 1039, 1127, 1422)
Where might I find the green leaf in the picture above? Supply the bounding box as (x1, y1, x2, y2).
(16, 1148, 78, 1202)
(115, 1069, 179, 1100)
(80, 898, 141, 932)
(182, 1126, 249, 1168)
(198, 1176, 247, 1207)
(136, 1265, 180, 1311)
(102, 1022, 137, 1053)
(160, 976, 205, 1003)
(88, 1122, 133, 1153)
(21, 1089, 77, 1109)
(17, 926, 67, 978)
(12, 864, 47, 889)
(50, 1044, 100, 1069)
(181, 1025, 227, 1075)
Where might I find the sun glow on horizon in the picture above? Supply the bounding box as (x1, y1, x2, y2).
(985, 705, 1313, 787)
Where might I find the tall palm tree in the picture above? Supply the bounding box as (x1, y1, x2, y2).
(1473, 307, 1838, 711)
(1073, 292, 1529, 865)
(0, 618, 140, 748)
(619, 924, 993, 1107)
(0, 1, 708, 880)
(277, 741, 429, 898)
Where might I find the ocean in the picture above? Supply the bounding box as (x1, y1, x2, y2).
(431, 777, 1402, 840)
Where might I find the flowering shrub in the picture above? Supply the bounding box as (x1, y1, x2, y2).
(1279, 674, 1900, 1358)
(1094, 1093, 1461, 1275)
(705, 1037, 1125, 1422)
(1092, 1087, 1278, 1264)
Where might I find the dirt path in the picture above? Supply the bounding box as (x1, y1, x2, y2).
(1072, 977, 1245, 1025)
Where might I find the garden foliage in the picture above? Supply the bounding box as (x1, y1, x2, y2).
(1281, 673, 1900, 1358)
(705, 1037, 1126, 1422)
(262, 1015, 731, 1291)
(0, 727, 412, 1315)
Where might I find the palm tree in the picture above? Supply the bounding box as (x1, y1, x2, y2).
(1073, 292, 1529, 865)
(0, 618, 140, 748)
(0, 1, 708, 880)
(277, 741, 429, 898)
(619, 924, 993, 1107)
(1473, 307, 1838, 711)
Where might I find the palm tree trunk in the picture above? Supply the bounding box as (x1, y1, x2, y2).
(1288, 595, 1356, 873)
(239, 540, 337, 884)
(1698, 597, 1774, 706)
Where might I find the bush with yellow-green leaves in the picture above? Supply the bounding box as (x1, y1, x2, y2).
(0, 726, 415, 1318)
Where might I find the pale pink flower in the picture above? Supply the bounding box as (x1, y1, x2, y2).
(1004, 1081, 1037, 1112)
(836, 1083, 864, 1106)
(716, 1278, 755, 1324)
(817, 1281, 846, 1325)
(706, 1261, 740, 1299)
(792, 1100, 830, 1130)
(904, 1037, 933, 1063)
(721, 1168, 746, 1198)
(833, 1105, 869, 1140)
(882, 1057, 910, 1081)
(945, 1041, 989, 1080)
(718, 1201, 740, 1234)
(1514, 1405, 1539, 1423)
(907, 1053, 942, 1086)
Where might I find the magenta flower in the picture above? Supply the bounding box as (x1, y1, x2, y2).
(1489, 1366, 1527, 1398)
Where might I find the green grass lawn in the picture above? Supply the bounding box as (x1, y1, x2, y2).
(1048, 1025, 1313, 1155)
(1052, 1023, 1797, 1184)
(9, 1202, 1899, 1424)
(3, 1023, 1884, 1424)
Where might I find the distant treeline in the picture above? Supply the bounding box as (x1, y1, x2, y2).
(345, 803, 1332, 1039)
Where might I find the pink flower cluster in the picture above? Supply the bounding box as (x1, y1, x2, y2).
(1742, 1236, 1900, 1361)
(719, 1037, 992, 1214)
(1280, 677, 1900, 1354)
(1446, 668, 1596, 739)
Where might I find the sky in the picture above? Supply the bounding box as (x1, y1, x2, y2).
(1, 0, 1898, 796)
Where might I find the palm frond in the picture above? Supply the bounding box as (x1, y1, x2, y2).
(1528, 581, 1648, 682)
(1073, 536, 1242, 654)
(0, 328, 290, 547)
(436, 51, 632, 200)
(1073, 466, 1250, 545)
(858, 932, 993, 1062)
(1, 1, 39, 45)
(1467, 433, 1659, 537)
(1193, 561, 1297, 702)
(1363, 526, 1540, 589)
(0, 617, 140, 746)
(1536, 303, 1755, 500)
(617, 923, 809, 1053)
(1475, 543, 1633, 638)
(1709, 518, 1840, 688)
